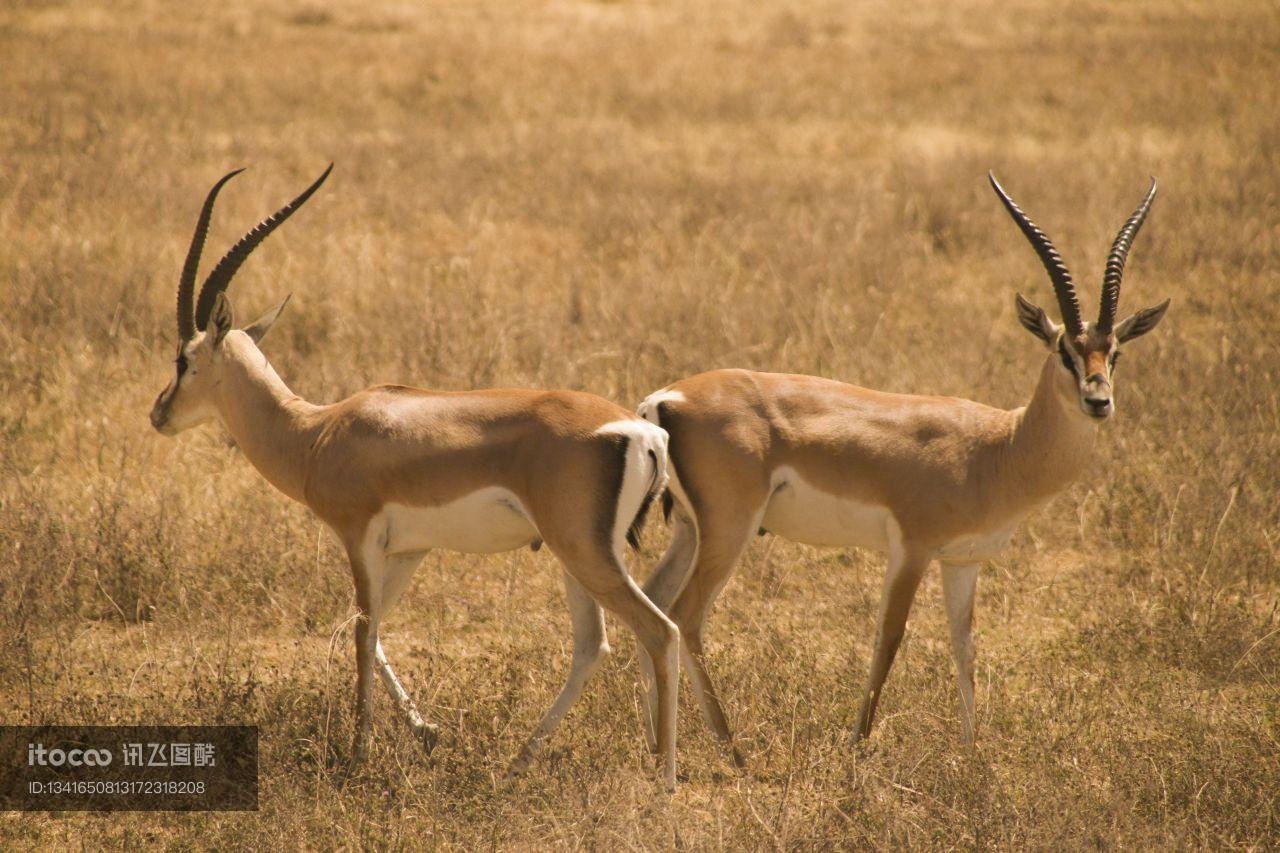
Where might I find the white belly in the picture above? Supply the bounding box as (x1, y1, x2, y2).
(382, 488, 539, 555)
(761, 467, 892, 551)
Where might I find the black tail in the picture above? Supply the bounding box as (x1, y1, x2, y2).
(626, 449, 662, 550)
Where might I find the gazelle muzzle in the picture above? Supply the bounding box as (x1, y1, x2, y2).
(1081, 373, 1113, 419)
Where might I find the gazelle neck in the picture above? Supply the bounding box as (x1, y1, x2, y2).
(212, 331, 323, 504)
(1000, 353, 1100, 510)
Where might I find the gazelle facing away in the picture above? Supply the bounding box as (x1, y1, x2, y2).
(636, 174, 1170, 761)
(150, 167, 681, 788)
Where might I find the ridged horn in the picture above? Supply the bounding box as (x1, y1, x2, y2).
(1098, 178, 1157, 334)
(194, 163, 333, 331)
(178, 169, 244, 341)
(989, 172, 1084, 337)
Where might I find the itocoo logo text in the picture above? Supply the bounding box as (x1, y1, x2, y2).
(27, 743, 113, 767)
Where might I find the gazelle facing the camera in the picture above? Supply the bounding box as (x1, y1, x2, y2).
(151, 167, 681, 788)
(636, 174, 1170, 761)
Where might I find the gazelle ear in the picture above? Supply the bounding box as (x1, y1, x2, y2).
(243, 294, 291, 344)
(1015, 292, 1060, 347)
(209, 292, 236, 346)
(1114, 298, 1171, 343)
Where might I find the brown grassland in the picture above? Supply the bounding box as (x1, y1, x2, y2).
(1, 0, 1278, 848)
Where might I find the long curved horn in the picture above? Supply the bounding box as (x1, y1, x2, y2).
(194, 164, 333, 331)
(989, 172, 1084, 337)
(1098, 178, 1157, 334)
(178, 169, 244, 341)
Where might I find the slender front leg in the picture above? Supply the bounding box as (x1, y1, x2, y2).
(665, 513, 758, 768)
(508, 571, 610, 776)
(346, 534, 388, 769)
(941, 562, 979, 744)
(373, 553, 439, 752)
(350, 564, 378, 767)
(853, 545, 931, 741)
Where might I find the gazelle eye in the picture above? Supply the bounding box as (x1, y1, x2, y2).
(1110, 350, 1122, 371)
(175, 353, 188, 375)
(1058, 342, 1077, 376)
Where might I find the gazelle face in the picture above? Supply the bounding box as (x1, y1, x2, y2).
(1017, 293, 1171, 421)
(1056, 325, 1119, 420)
(152, 164, 327, 436)
(151, 293, 289, 436)
(150, 333, 220, 435)
(993, 172, 1170, 422)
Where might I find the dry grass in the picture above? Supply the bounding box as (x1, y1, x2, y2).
(2, 0, 1278, 848)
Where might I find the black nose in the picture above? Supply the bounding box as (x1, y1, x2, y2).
(150, 393, 168, 429)
(1085, 398, 1112, 417)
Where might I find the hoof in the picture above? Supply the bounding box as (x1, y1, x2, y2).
(850, 716, 873, 747)
(850, 729, 876, 755)
(332, 754, 368, 785)
(504, 737, 540, 778)
(505, 748, 534, 779)
(415, 722, 441, 755)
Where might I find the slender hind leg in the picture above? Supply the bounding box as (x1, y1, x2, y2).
(941, 562, 979, 744)
(853, 542, 932, 741)
(550, 546, 681, 791)
(508, 571, 610, 776)
(641, 506, 700, 610)
(638, 510, 698, 753)
(520, 433, 680, 788)
(373, 552, 439, 751)
(665, 511, 760, 767)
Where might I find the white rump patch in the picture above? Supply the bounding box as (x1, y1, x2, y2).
(594, 418, 665, 442)
(636, 389, 686, 424)
(761, 466, 894, 551)
(596, 419, 669, 560)
(635, 388, 701, 531)
(379, 488, 540, 555)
